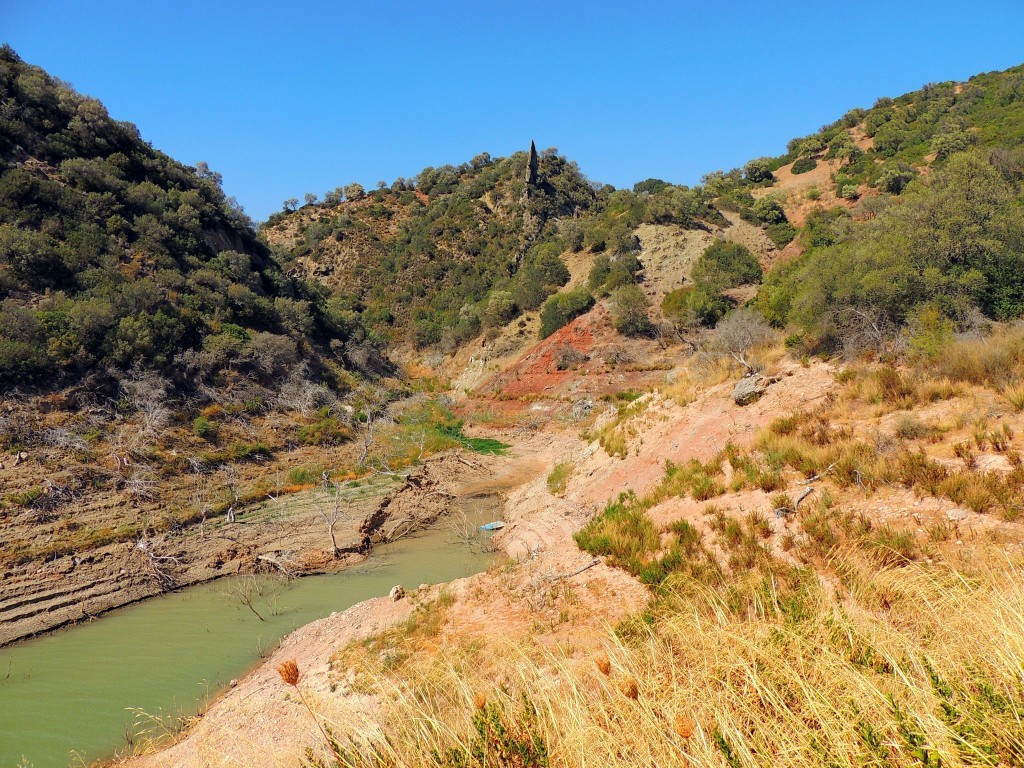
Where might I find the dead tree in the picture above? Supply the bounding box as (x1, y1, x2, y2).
(355, 384, 394, 467)
(703, 308, 774, 374)
(315, 476, 355, 558)
(135, 535, 180, 589)
(224, 466, 241, 523)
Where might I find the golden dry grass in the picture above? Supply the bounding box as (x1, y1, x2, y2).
(310, 551, 1024, 768)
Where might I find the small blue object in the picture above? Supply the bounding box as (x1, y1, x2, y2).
(479, 521, 506, 531)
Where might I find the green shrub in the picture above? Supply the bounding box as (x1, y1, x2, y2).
(287, 465, 325, 485)
(692, 241, 762, 292)
(662, 287, 731, 329)
(539, 287, 594, 338)
(765, 222, 797, 248)
(743, 158, 775, 184)
(610, 284, 652, 336)
(192, 416, 218, 439)
(791, 157, 818, 174)
(546, 461, 573, 495)
(752, 197, 787, 224)
(297, 409, 353, 446)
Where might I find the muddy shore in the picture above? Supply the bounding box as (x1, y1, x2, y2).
(0, 453, 481, 648)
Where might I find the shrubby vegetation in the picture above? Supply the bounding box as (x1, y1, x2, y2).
(0, 45, 357, 392)
(272, 161, 726, 350)
(273, 148, 595, 350)
(758, 149, 1024, 354)
(662, 240, 763, 333)
(609, 284, 652, 336)
(691, 241, 761, 292)
(539, 287, 594, 339)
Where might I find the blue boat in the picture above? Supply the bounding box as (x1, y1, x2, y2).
(479, 521, 506, 531)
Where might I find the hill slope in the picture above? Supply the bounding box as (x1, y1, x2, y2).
(0, 44, 361, 393)
(262, 145, 727, 352)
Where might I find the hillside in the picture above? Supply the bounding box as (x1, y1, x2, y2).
(111, 62, 1024, 768)
(0, 44, 364, 394)
(262, 144, 732, 355)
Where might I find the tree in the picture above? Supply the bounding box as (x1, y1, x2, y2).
(743, 158, 774, 184)
(194, 161, 223, 187)
(315, 476, 355, 558)
(632, 178, 669, 195)
(877, 166, 915, 195)
(752, 197, 787, 224)
(304, 192, 318, 206)
(283, 198, 299, 212)
(610, 284, 652, 336)
(344, 182, 366, 201)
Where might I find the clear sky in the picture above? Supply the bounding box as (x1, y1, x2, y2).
(5, 1, 1024, 222)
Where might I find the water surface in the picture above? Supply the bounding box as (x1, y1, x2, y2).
(0, 502, 498, 767)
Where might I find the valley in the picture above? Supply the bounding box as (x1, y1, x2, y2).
(2, 43, 1024, 767)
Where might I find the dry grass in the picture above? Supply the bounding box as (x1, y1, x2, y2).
(1004, 382, 1024, 412)
(546, 461, 574, 495)
(929, 325, 1024, 387)
(308, 552, 1024, 768)
(586, 395, 652, 458)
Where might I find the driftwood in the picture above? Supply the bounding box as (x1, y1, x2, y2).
(135, 536, 180, 588)
(794, 487, 815, 509)
(256, 554, 296, 576)
(799, 463, 836, 485)
(546, 557, 601, 582)
(774, 487, 815, 519)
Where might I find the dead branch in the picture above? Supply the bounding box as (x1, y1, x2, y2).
(546, 557, 601, 582)
(794, 487, 815, 510)
(798, 463, 836, 484)
(256, 554, 296, 576)
(135, 536, 180, 589)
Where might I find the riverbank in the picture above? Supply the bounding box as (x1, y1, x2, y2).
(115, 429, 651, 767)
(0, 452, 483, 648)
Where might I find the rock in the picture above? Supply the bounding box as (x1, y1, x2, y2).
(946, 509, 969, 521)
(229, 679, 238, 687)
(389, 585, 405, 601)
(732, 375, 769, 406)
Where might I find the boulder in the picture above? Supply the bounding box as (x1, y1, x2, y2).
(732, 375, 769, 406)
(389, 584, 405, 601)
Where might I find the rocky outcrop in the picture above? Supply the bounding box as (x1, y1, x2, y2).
(732, 374, 774, 406)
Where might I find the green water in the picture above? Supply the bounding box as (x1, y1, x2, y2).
(0, 505, 498, 768)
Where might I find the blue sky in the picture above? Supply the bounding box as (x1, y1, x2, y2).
(6, 1, 1024, 221)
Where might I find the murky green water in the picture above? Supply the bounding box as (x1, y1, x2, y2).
(0, 503, 498, 768)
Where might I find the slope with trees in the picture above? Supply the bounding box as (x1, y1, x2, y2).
(0, 44, 361, 395)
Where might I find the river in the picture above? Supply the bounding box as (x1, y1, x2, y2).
(0, 498, 499, 767)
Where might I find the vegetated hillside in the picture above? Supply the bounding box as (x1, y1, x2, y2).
(263, 146, 725, 352)
(0, 48, 414, 645)
(265, 63, 1024, 372)
(674, 64, 1024, 357)
(0, 45, 365, 395)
